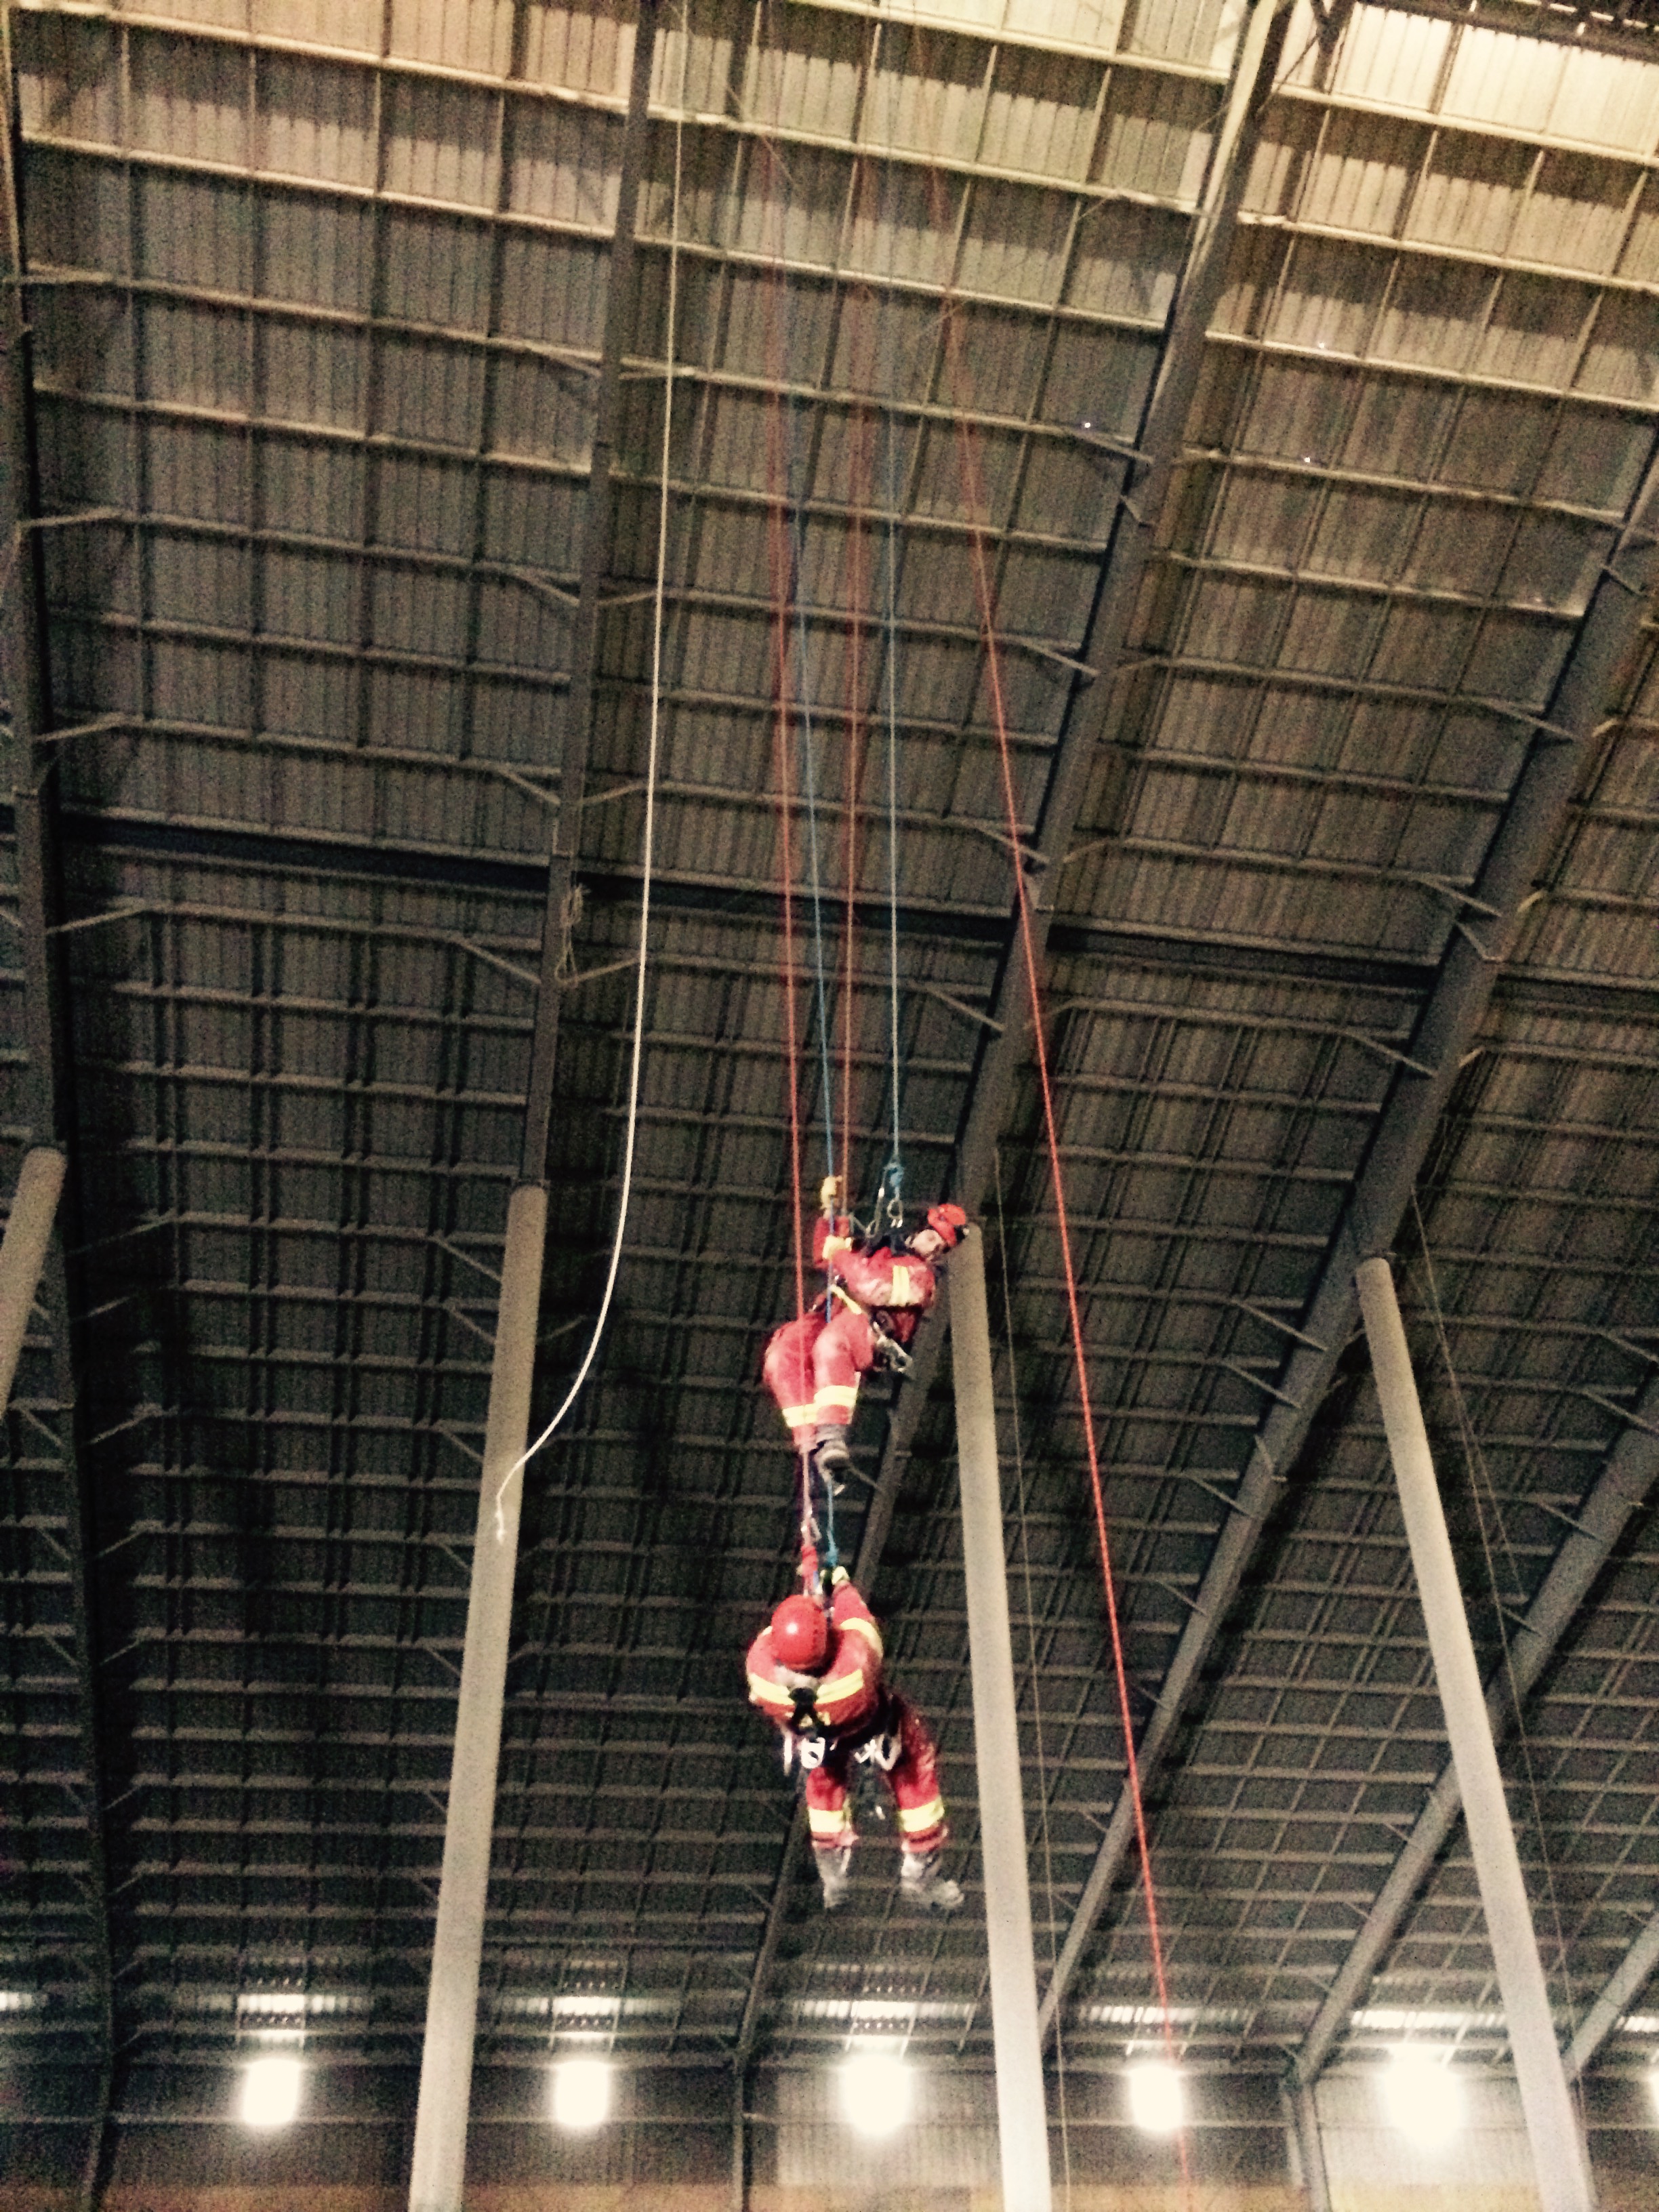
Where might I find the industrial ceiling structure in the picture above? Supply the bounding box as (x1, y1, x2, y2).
(4, 0, 1659, 2188)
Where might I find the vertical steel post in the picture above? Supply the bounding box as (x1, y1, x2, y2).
(409, 1182, 549, 2212)
(949, 1231, 1053, 2212)
(1280, 2080, 1330, 2212)
(1355, 1256, 1594, 2212)
(0, 1147, 65, 1414)
(729, 2067, 747, 2212)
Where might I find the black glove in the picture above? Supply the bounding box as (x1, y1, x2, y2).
(790, 1685, 822, 1737)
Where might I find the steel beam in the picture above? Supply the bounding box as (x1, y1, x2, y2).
(1036, 431, 1659, 2045)
(1281, 2081, 1331, 2212)
(0, 1146, 64, 1414)
(409, 1185, 549, 2212)
(1565, 1910, 1659, 2083)
(952, 1231, 1053, 2212)
(1358, 1256, 1594, 2212)
(519, 0, 659, 1183)
(1, 12, 116, 2196)
(733, 0, 1295, 2061)
(1295, 1365, 1659, 2086)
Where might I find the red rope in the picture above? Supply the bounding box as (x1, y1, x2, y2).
(954, 362, 1192, 2203)
(762, 126, 805, 1322)
(840, 192, 878, 1205)
(913, 91, 1190, 2187)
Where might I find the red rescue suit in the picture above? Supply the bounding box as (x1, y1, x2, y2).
(762, 1217, 939, 1450)
(745, 1578, 948, 1858)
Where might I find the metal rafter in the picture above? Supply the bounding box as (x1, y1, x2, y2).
(1036, 436, 1659, 2045)
(1564, 1908, 1659, 2083)
(1, 6, 115, 2190)
(520, 0, 657, 1182)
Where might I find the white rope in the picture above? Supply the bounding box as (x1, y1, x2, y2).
(493, 19, 685, 1537)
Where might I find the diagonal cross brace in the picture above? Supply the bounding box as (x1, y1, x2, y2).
(1563, 1906, 1659, 2085)
(1036, 426, 1659, 2047)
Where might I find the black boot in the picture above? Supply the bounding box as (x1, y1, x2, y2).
(811, 1426, 852, 1486)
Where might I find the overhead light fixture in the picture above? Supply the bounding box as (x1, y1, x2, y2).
(1127, 2058, 1184, 2134)
(838, 2045, 912, 2138)
(1382, 2045, 1462, 2150)
(551, 2056, 612, 2131)
(240, 2055, 302, 2129)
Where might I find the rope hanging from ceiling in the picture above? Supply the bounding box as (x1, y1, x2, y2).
(750, 26, 1189, 2124)
(936, 254, 1195, 2212)
(492, 9, 689, 1518)
(903, 18, 1191, 2175)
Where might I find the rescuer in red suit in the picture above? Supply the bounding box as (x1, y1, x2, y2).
(762, 1188, 968, 1483)
(745, 1565, 963, 1913)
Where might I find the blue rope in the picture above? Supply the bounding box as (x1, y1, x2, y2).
(779, 169, 837, 1185)
(878, 191, 905, 1233)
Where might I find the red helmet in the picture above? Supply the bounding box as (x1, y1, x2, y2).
(771, 1594, 830, 1672)
(924, 1202, 968, 1249)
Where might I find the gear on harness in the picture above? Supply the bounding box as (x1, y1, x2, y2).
(853, 1726, 902, 1774)
(869, 1321, 913, 1376)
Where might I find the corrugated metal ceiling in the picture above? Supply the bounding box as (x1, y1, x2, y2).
(3, 0, 1659, 2164)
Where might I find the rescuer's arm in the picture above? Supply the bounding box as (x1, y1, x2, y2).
(744, 1631, 793, 1726)
(810, 1575, 883, 1732)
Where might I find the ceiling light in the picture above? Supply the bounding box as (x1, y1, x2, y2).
(551, 2057, 611, 2131)
(240, 2055, 302, 2129)
(1127, 2059, 1184, 2134)
(839, 2045, 912, 2137)
(1382, 2045, 1462, 2150)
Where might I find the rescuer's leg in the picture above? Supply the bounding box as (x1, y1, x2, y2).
(808, 1306, 875, 1479)
(804, 1753, 855, 1910)
(763, 1314, 825, 1456)
(887, 1692, 962, 1913)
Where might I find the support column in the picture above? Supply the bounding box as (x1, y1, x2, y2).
(729, 2067, 747, 2212)
(0, 1147, 65, 1414)
(949, 1230, 1053, 2212)
(409, 1183, 550, 2212)
(1355, 1257, 1594, 2212)
(1281, 2080, 1330, 2212)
